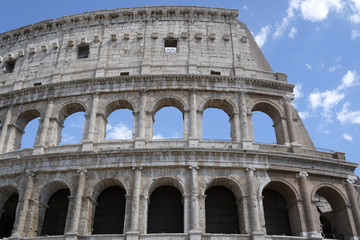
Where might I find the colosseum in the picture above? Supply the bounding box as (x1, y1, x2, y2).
(0, 5, 359, 240)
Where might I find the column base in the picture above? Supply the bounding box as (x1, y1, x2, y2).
(135, 139, 146, 148)
(307, 231, 323, 240)
(126, 231, 139, 240)
(251, 231, 265, 240)
(64, 232, 79, 240)
(291, 142, 302, 153)
(9, 232, 21, 240)
(32, 145, 45, 155)
(82, 141, 94, 151)
(188, 138, 199, 148)
(189, 230, 202, 240)
(242, 140, 257, 150)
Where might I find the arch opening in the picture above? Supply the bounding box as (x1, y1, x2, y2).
(13, 110, 40, 151)
(315, 187, 351, 239)
(106, 109, 133, 140)
(59, 112, 85, 145)
(92, 186, 126, 234)
(252, 111, 276, 144)
(20, 117, 40, 149)
(0, 193, 19, 238)
(40, 189, 70, 236)
(153, 107, 184, 139)
(251, 102, 285, 145)
(147, 186, 183, 233)
(202, 108, 231, 141)
(263, 189, 291, 235)
(205, 186, 240, 234)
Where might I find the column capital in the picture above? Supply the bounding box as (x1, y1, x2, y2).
(25, 169, 36, 177)
(239, 90, 248, 96)
(346, 177, 356, 184)
(92, 91, 100, 98)
(139, 88, 148, 96)
(297, 171, 308, 178)
(132, 166, 142, 171)
(189, 88, 198, 95)
(246, 167, 256, 172)
(280, 95, 294, 104)
(77, 168, 87, 175)
(189, 165, 199, 170)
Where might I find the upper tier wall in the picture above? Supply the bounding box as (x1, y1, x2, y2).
(0, 6, 284, 94)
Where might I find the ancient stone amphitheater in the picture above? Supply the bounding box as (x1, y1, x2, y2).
(0, 6, 359, 240)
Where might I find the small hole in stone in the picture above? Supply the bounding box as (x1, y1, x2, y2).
(211, 70, 221, 75)
(120, 72, 129, 76)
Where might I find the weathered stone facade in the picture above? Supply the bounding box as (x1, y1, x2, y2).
(0, 6, 359, 240)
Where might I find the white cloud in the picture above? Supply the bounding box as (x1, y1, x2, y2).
(242, 5, 249, 10)
(329, 64, 341, 72)
(338, 70, 358, 90)
(153, 134, 164, 139)
(337, 102, 360, 124)
(300, 0, 343, 22)
(288, 27, 298, 38)
(305, 63, 312, 70)
(255, 25, 271, 48)
(299, 111, 310, 119)
(351, 29, 360, 39)
(106, 122, 132, 139)
(350, 0, 360, 23)
(294, 83, 303, 98)
(309, 89, 345, 111)
(273, 0, 301, 39)
(343, 133, 353, 141)
(61, 133, 76, 144)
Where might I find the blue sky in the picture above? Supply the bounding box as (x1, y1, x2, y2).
(1, 0, 359, 175)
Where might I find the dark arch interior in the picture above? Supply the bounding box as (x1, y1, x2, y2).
(0, 193, 19, 238)
(263, 189, 291, 235)
(92, 186, 126, 234)
(205, 186, 239, 234)
(147, 186, 183, 233)
(41, 189, 70, 236)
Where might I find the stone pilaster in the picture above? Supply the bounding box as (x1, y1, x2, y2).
(297, 171, 322, 239)
(346, 177, 360, 237)
(66, 168, 87, 236)
(128, 167, 142, 232)
(0, 105, 13, 154)
(34, 99, 54, 154)
(189, 88, 198, 147)
(282, 96, 298, 144)
(83, 92, 99, 151)
(135, 90, 147, 148)
(189, 165, 199, 231)
(11, 171, 35, 238)
(246, 168, 263, 237)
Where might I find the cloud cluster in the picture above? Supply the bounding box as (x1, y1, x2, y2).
(106, 122, 132, 139)
(254, 0, 360, 47)
(337, 102, 360, 124)
(343, 133, 353, 141)
(254, 25, 271, 48)
(307, 70, 358, 121)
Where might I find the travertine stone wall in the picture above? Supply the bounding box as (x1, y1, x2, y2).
(0, 6, 359, 240)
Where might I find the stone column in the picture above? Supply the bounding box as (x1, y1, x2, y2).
(231, 112, 241, 142)
(239, 91, 249, 140)
(11, 171, 35, 238)
(66, 168, 87, 236)
(129, 167, 142, 233)
(0, 105, 13, 154)
(282, 96, 297, 144)
(346, 177, 360, 236)
(34, 99, 54, 154)
(135, 90, 147, 148)
(189, 89, 199, 147)
(198, 194, 206, 233)
(189, 166, 199, 231)
(183, 194, 190, 233)
(297, 171, 321, 238)
(246, 168, 262, 235)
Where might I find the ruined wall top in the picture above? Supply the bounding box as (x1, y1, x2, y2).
(0, 6, 283, 94)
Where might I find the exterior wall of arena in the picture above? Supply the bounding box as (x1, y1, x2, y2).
(0, 6, 359, 240)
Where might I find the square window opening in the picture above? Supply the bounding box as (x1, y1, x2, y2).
(211, 70, 221, 75)
(165, 39, 177, 53)
(5, 60, 16, 73)
(34, 82, 42, 86)
(77, 45, 89, 59)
